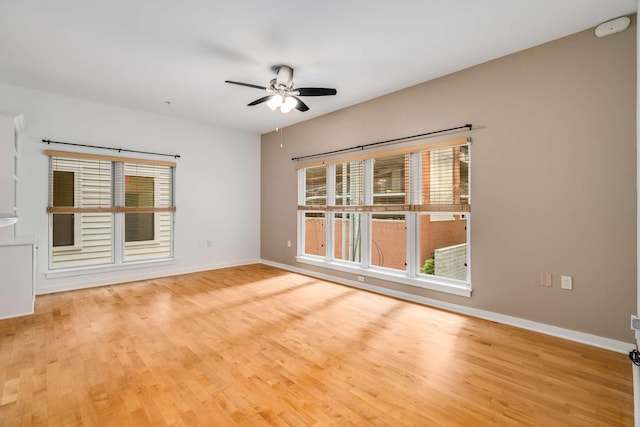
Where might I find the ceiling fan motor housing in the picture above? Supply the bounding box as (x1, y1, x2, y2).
(275, 65, 294, 87)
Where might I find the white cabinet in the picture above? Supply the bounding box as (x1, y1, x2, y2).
(0, 240, 35, 319)
(0, 113, 33, 319)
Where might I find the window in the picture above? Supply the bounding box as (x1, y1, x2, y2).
(371, 213, 406, 270)
(52, 170, 75, 247)
(303, 212, 326, 257)
(303, 165, 327, 206)
(125, 175, 154, 242)
(47, 151, 176, 270)
(49, 156, 113, 267)
(296, 137, 471, 296)
(373, 154, 407, 205)
(333, 212, 361, 263)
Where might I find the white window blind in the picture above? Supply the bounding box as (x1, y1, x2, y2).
(301, 165, 327, 207)
(417, 144, 470, 212)
(334, 161, 364, 208)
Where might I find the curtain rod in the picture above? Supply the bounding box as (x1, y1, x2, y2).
(291, 123, 472, 162)
(42, 139, 181, 159)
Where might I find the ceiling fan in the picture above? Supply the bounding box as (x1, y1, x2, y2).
(225, 65, 337, 113)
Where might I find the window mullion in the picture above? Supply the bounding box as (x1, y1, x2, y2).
(325, 165, 335, 262)
(363, 159, 374, 206)
(407, 153, 421, 277)
(297, 211, 304, 257)
(113, 162, 124, 264)
(465, 213, 471, 282)
(297, 169, 305, 206)
(410, 152, 421, 206)
(361, 159, 374, 269)
(113, 162, 124, 207)
(406, 213, 418, 278)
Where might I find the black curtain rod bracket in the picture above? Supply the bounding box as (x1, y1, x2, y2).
(291, 123, 472, 162)
(43, 139, 181, 159)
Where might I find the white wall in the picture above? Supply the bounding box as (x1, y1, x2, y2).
(0, 83, 261, 294)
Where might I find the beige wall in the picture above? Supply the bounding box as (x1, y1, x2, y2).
(261, 21, 637, 342)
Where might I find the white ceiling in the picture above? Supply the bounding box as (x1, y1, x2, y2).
(0, 1, 636, 135)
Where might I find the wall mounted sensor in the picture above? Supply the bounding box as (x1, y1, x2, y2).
(595, 16, 631, 37)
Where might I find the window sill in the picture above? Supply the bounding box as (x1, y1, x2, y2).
(45, 257, 177, 279)
(295, 255, 471, 298)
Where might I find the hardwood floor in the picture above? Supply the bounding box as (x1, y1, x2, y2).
(0, 264, 633, 426)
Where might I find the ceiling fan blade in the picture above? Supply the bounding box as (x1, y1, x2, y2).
(225, 80, 267, 90)
(247, 95, 273, 106)
(293, 96, 309, 112)
(296, 87, 337, 96)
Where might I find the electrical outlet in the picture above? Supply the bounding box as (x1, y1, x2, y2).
(357, 275, 365, 282)
(631, 315, 640, 331)
(561, 275, 572, 290)
(541, 272, 552, 287)
(287, 240, 291, 248)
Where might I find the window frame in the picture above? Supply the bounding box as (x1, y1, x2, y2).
(46, 150, 176, 272)
(296, 137, 471, 297)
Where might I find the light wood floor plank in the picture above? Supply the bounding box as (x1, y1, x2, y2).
(0, 264, 633, 426)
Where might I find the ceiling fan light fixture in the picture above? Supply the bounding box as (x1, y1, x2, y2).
(280, 96, 297, 113)
(267, 94, 283, 111)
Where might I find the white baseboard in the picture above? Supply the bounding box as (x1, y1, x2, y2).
(0, 309, 34, 321)
(36, 259, 261, 295)
(261, 259, 634, 354)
